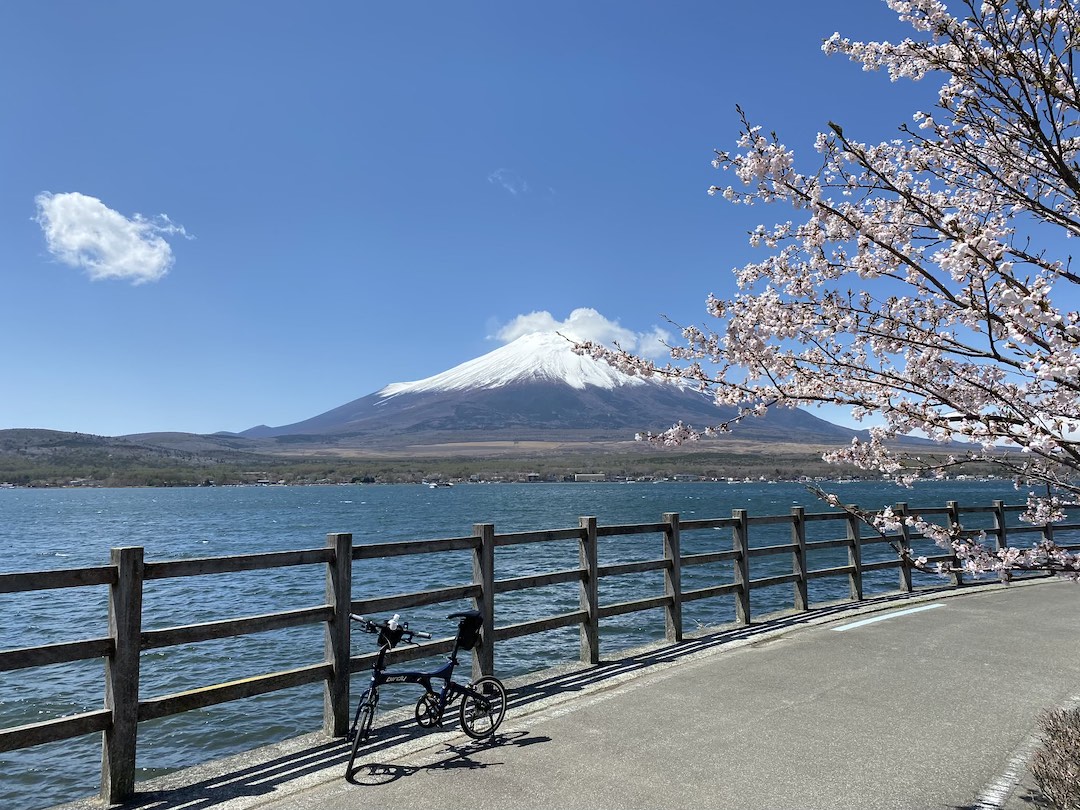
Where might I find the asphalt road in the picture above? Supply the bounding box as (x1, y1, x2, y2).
(58, 580, 1080, 810)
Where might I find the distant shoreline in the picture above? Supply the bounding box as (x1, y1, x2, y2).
(0, 427, 1000, 489)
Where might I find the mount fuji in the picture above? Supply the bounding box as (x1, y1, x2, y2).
(241, 332, 862, 446)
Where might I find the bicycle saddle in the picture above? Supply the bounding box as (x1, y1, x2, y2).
(447, 610, 481, 621)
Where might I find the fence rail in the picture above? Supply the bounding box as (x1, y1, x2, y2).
(2, 498, 1077, 804)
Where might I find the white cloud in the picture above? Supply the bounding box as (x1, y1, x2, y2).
(493, 307, 673, 360)
(34, 191, 191, 284)
(487, 168, 529, 196)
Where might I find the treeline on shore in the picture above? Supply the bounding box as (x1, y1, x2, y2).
(0, 455, 828, 488)
(0, 448, 1000, 489)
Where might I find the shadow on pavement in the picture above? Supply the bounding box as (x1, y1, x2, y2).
(346, 731, 552, 786)
(507, 585, 962, 715)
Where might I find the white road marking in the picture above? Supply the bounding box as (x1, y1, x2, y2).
(832, 603, 945, 631)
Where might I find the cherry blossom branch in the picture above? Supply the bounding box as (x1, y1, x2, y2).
(583, 0, 1080, 579)
(805, 484, 1080, 582)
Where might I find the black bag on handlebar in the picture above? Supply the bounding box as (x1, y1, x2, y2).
(378, 625, 405, 649)
(456, 614, 482, 651)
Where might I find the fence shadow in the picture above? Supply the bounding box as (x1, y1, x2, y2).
(87, 725, 552, 809)
(506, 583, 965, 711)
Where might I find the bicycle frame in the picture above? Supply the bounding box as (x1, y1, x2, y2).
(351, 630, 480, 729)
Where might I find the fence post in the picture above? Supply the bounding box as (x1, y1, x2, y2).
(101, 546, 144, 805)
(790, 507, 808, 612)
(662, 513, 683, 642)
(947, 501, 964, 587)
(578, 516, 599, 664)
(472, 523, 496, 680)
(732, 509, 751, 625)
(894, 503, 913, 593)
(845, 507, 864, 601)
(1042, 507, 1056, 547)
(992, 500, 1007, 552)
(324, 532, 352, 738)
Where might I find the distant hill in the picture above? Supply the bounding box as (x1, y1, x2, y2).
(0, 426, 881, 488)
(0, 429, 262, 462)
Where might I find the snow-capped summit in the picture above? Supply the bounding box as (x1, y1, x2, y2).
(241, 330, 861, 446)
(378, 332, 649, 397)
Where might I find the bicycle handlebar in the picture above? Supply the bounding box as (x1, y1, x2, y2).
(349, 613, 432, 641)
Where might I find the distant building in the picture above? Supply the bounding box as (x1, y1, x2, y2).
(574, 473, 606, 482)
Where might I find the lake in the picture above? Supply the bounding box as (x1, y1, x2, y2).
(0, 479, 1036, 809)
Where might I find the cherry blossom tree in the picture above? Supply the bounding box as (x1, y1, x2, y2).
(578, 0, 1080, 580)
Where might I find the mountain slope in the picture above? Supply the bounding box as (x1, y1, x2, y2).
(242, 332, 863, 445)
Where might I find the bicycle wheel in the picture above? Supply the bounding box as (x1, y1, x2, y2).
(459, 676, 506, 739)
(346, 689, 377, 776)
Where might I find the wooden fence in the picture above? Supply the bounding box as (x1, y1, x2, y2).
(0, 498, 1075, 805)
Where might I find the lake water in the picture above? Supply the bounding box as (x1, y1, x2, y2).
(0, 479, 1038, 808)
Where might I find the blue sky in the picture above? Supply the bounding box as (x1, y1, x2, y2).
(1, 1, 934, 436)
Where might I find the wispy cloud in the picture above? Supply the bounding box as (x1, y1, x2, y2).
(34, 191, 192, 284)
(487, 168, 530, 196)
(493, 307, 673, 360)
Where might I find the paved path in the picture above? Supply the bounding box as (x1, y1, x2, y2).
(58, 580, 1080, 810)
